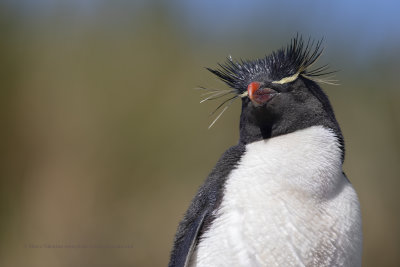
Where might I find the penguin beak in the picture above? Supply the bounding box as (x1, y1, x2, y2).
(247, 82, 277, 105)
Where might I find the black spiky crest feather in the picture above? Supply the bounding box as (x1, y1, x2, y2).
(201, 35, 338, 128)
(207, 35, 335, 93)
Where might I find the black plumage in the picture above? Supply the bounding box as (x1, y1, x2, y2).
(169, 145, 245, 267)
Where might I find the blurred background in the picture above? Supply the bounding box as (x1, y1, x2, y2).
(0, 0, 399, 266)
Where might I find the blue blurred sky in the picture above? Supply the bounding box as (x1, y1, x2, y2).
(5, 0, 400, 64)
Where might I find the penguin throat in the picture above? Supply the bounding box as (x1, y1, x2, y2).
(239, 106, 275, 144)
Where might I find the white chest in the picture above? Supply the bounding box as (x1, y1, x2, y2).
(190, 126, 362, 267)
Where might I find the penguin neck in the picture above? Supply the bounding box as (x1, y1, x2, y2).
(238, 102, 273, 145)
(238, 100, 345, 161)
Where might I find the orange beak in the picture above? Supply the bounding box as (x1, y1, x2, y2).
(247, 81, 278, 105)
(247, 82, 261, 101)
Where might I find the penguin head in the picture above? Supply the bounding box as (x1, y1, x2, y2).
(206, 35, 343, 151)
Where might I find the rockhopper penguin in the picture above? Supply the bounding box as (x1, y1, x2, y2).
(169, 36, 362, 267)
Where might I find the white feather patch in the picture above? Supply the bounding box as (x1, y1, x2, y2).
(190, 126, 362, 267)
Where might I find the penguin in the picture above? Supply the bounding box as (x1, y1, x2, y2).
(169, 36, 362, 267)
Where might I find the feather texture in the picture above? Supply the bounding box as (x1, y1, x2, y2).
(207, 35, 336, 93)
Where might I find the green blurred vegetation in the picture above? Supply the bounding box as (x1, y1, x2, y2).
(0, 1, 399, 267)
